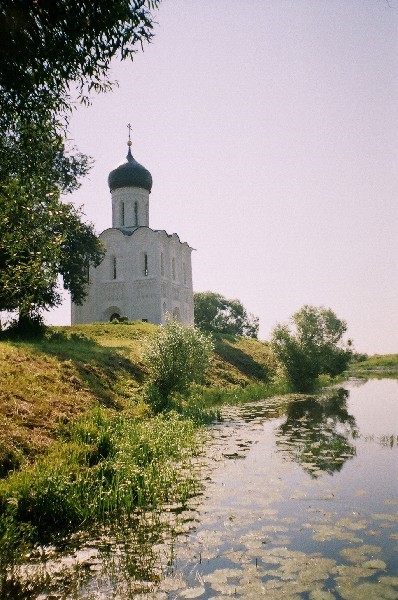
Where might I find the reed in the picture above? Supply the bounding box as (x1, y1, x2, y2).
(0, 409, 203, 565)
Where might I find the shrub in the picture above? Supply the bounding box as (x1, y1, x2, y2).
(143, 319, 213, 411)
(271, 305, 352, 392)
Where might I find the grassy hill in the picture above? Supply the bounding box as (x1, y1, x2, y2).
(0, 322, 276, 476)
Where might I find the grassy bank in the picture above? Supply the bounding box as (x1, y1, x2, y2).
(0, 321, 277, 582)
(0, 323, 276, 474)
(348, 354, 398, 379)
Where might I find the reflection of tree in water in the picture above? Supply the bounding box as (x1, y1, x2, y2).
(276, 388, 358, 477)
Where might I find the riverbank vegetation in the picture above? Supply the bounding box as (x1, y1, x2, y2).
(271, 305, 352, 392)
(348, 353, 398, 379)
(0, 316, 390, 592)
(0, 322, 276, 474)
(0, 320, 276, 589)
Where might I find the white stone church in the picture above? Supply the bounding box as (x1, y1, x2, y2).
(71, 139, 194, 326)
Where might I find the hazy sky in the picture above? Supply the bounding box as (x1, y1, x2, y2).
(48, 0, 398, 354)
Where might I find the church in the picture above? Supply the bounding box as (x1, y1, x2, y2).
(71, 133, 194, 326)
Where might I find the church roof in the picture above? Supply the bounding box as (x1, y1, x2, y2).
(108, 146, 152, 192)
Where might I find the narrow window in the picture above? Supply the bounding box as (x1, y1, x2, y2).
(121, 202, 125, 226)
(134, 201, 138, 226)
(160, 252, 164, 276)
(144, 253, 148, 276)
(172, 257, 176, 280)
(112, 256, 117, 280)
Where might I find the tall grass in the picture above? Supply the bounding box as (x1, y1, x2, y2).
(0, 408, 204, 578)
(191, 379, 291, 407)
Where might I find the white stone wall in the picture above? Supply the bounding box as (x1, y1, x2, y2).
(111, 186, 149, 232)
(71, 226, 194, 326)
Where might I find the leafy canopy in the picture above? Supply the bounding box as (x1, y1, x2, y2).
(0, 0, 159, 112)
(194, 292, 259, 339)
(0, 117, 104, 327)
(271, 305, 352, 391)
(0, 184, 104, 323)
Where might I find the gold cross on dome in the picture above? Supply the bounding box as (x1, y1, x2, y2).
(127, 123, 132, 142)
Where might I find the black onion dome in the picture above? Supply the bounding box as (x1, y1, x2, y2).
(108, 147, 152, 192)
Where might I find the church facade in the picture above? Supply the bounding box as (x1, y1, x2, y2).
(71, 140, 194, 326)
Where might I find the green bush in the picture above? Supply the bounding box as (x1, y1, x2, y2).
(271, 305, 352, 392)
(143, 319, 214, 411)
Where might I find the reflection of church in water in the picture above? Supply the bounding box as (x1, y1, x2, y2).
(71, 130, 194, 326)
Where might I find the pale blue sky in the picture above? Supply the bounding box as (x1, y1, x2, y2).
(49, 0, 398, 354)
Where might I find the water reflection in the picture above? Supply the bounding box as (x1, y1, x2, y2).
(276, 388, 358, 476)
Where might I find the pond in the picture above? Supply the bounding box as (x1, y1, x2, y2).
(9, 378, 398, 598)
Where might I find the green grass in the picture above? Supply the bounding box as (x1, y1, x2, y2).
(348, 354, 398, 379)
(0, 408, 205, 593)
(0, 323, 157, 475)
(191, 380, 291, 407)
(0, 321, 277, 580)
(207, 333, 276, 386)
(0, 324, 276, 476)
(0, 410, 201, 535)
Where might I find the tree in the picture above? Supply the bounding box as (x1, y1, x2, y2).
(0, 185, 104, 327)
(194, 292, 259, 338)
(271, 305, 352, 391)
(0, 1, 160, 114)
(0, 1, 159, 328)
(0, 120, 105, 329)
(143, 318, 214, 412)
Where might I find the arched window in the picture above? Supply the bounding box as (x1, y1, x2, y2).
(134, 201, 138, 226)
(112, 256, 117, 280)
(160, 252, 164, 276)
(144, 253, 148, 276)
(172, 257, 176, 280)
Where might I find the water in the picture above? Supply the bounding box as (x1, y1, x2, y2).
(8, 379, 398, 598)
(152, 378, 398, 599)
